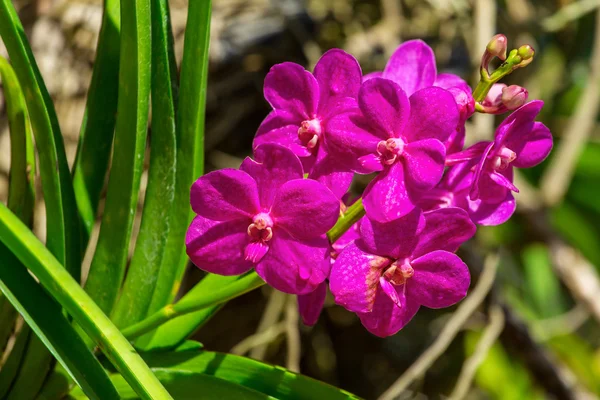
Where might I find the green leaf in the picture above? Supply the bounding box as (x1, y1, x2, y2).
(548, 334, 600, 394)
(0, 55, 34, 360)
(551, 202, 600, 267)
(0, 204, 172, 399)
(137, 274, 239, 351)
(72, 0, 120, 247)
(0, 325, 31, 399)
(0, 0, 81, 279)
(5, 337, 53, 400)
(84, 0, 152, 315)
(73, 372, 276, 400)
(135, 350, 361, 400)
(522, 243, 567, 319)
(112, 0, 178, 329)
(144, 0, 211, 320)
(0, 245, 119, 400)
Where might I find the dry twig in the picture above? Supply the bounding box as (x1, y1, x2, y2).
(377, 254, 499, 400)
(231, 322, 287, 356)
(249, 289, 286, 360)
(285, 295, 301, 373)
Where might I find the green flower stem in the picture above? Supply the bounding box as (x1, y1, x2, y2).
(122, 199, 367, 340)
(0, 204, 172, 400)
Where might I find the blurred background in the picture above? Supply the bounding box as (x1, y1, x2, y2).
(2, 0, 600, 399)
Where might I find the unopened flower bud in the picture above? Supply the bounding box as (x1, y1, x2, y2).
(448, 87, 475, 123)
(517, 45, 534, 61)
(482, 83, 506, 108)
(486, 34, 508, 61)
(501, 85, 528, 110)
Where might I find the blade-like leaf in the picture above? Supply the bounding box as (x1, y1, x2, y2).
(0, 245, 120, 400)
(0, 204, 172, 399)
(137, 274, 239, 351)
(5, 337, 53, 400)
(112, 0, 178, 329)
(0, 0, 81, 279)
(142, 0, 212, 323)
(84, 0, 152, 315)
(0, 325, 31, 399)
(72, 0, 120, 247)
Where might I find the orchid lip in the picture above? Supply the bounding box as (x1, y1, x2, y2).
(490, 145, 516, 171)
(248, 212, 274, 242)
(376, 138, 405, 166)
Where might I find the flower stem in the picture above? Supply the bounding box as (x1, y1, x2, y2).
(121, 198, 367, 340)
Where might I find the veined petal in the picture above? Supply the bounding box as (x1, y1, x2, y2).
(240, 143, 304, 209)
(359, 208, 425, 259)
(494, 100, 543, 146)
(298, 282, 327, 326)
(445, 141, 489, 166)
(402, 139, 446, 191)
(359, 78, 410, 138)
(330, 242, 385, 313)
(434, 73, 470, 93)
(489, 170, 519, 192)
(509, 122, 553, 168)
(363, 162, 416, 222)
(470, 141, 495, 200)
(403, 87, 459, 143)
(445, 126, 466, 155)
(468, 192, 516, 226)
(191, 169, 260, 220)
(314, 49, 362, 109)
(309, 146, 354, 199)
(253, 110, 310, 157)
(271, 179, 340, 239)
(383, 40, 436, 96)
(325, 111, 383, 173)
(186, 216, 254, 275)
(256, 231, 330, 295)
(408, 250, 470, 309)
(357, 290, 420, 337)
(379, 277, 404, 308)
(476, 168, 512, 203)
(264, 62, 319, 119)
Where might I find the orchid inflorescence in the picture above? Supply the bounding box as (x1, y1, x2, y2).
(185, 35, 553, 337)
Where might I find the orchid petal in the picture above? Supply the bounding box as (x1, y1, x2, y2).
(383, 40, 436, 96)
(363, 162, 416, 222)
(404, 87, 459, 143)
(357, 290, 420, 337)
(264, 62, 319, 120)
(509, 122, 553, 168)
(298, 282, 327, 326)
(403, 138, 446, 191)
(253, 110, 310, 157)
(358, 78, 410, 138)
(413, 207, 476, 258)
(314, 49, 362, 109)
(468, 192, 516, 226)
(309, 146, 354, 199)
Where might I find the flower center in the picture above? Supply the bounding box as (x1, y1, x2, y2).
(247, 212, 274, 242)
(490, 145, 516, 171)
(298, 119, 322, 150)
(376, 138, 405, 165)
(382, 259, 414, 286)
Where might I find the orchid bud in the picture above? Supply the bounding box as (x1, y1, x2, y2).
(482, 83, 506, 108)
(515, 44, 535, 68)
(501, 85, 528, 110)
(486, 34, 508, 61)
(448, 87, 475, 123)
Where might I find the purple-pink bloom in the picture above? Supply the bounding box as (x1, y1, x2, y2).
(253, 49, 362, 198)
(298, 282, 327, 326)
(329, 208, 475, 337)
(364, 40, 474, 154)
(186, 143, 340, 295)
(327, 77, 459, 222)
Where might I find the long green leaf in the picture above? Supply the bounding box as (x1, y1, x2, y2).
(72, 0, 121, 247)
(112, 0, 178, 329)
(0, 245, 119, 400)
(0, 204, 172, 399)
(144, 0, 212, 320)
(73, 372, 275, 400)
(0, 0, 81, 279)
(137, 274, 238, 351)
(5, 337, 53, 400)
(0, 325, 31, 398)
(139, 349, 360, 400)
(0, 55, 34, 359)
(84, 0, 152, 315)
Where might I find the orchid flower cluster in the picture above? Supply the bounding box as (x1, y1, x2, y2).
(186, 36, 553, 337)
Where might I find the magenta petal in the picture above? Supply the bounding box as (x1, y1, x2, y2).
(509, 122, 553, 168)
(470, 141, 496, 200)
(240, 143, 304, 208)
(413, 207, 476, 257)
(434, 73, 470, 93)
(256, 231, 330, 295)
(404, 87, 459, 143)
(495, 100, 544, 145)
(359, 208, 425, 259)
(489, 170, 519, 192)
(314, 49, 362, 109)
(329, 242, 384, 313)
(358, 153, 384, 173)
(325, 112, 384, 173)
(264, 62, 319, 119)
(476, 168, 512, 203)
(253, 110, 310, 158)
(362, 71, 383, 82)
(357, 290, 420, 337)
(380, 277, 403, 307)
(358, 78, 410, 138)
(383, 40, 436, 96)
(271, 179, 340, 239)
(403, 139, 446, 191)
(298, 282, 327, 326)
(363, 162, 415, 222)
(408, 250, 470, 309)
(191, 169, 260, 220)
(446, 141, 489, 166)
(445, 126, 466, 155)
(245, 241, 269, 263)
(309, 147, 354, 199)
(186, 216, 254, 275)
(468, 192, 516, 226)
